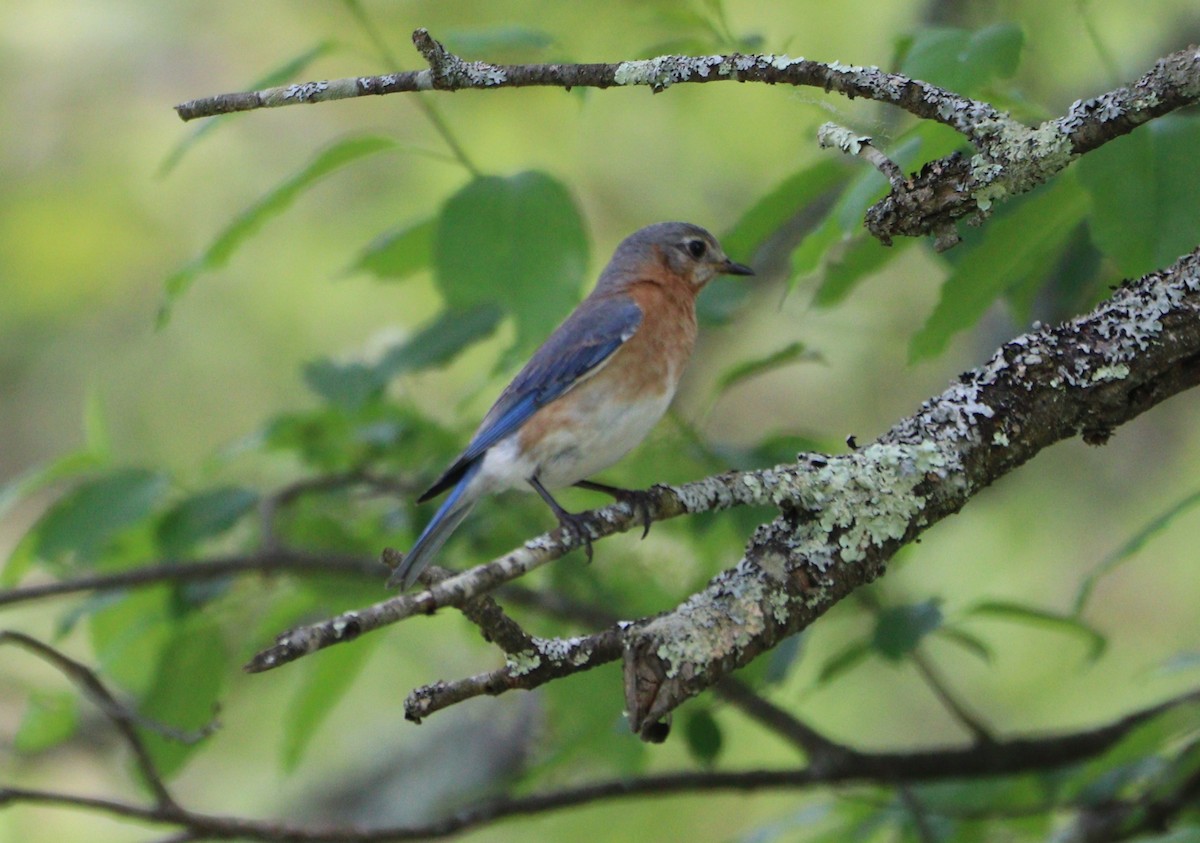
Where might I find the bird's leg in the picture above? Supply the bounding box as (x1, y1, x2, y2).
(528, 476, 593, 562)
(573, 480, 653, 540)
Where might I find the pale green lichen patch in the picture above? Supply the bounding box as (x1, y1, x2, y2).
(1091, 363, 1131, 383)
(793, 441, 948, 563)
(644, 568, 778, 678)
(817, 122, 871, 155)
(507, 649, 542, 676)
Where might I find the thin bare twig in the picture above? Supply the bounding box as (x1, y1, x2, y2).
(4, 644, 1197, 843)
(0, 549, 385, 608)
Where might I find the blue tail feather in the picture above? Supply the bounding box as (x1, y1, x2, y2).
(388, 461, 482, 589)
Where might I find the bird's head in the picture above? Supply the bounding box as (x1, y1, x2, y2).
(601, 221, 754, 292)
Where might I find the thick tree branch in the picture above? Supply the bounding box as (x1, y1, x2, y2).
(173, 32, 1200, 247)
(249, 245, 1200, 740)
(621, 244, 1200, 737)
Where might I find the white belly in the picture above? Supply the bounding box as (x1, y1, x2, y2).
(472, 386, 673, 495)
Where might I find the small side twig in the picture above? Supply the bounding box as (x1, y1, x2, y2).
(817, 122, 906, 189)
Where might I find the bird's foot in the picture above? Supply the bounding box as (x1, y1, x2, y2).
(529, 476, 595, 562)
(553, 509, 595, 563)
(574, 480, 654, 539)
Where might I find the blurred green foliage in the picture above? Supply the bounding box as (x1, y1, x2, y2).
(2, 2, 1200, 842)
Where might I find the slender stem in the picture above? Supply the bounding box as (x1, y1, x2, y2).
(340, 0, 481, 176)
(911, 648, 995, 744)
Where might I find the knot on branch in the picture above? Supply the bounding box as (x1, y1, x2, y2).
(412, 28, 508, 89)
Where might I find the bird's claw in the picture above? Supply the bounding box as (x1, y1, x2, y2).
(611, 489, 653, 539)
(555, 511, 595, 563)
(573, 480, 654, 539)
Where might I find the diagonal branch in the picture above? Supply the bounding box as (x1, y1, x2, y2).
(621, 244, 1200, 737)
(249, 244, 1200, 737)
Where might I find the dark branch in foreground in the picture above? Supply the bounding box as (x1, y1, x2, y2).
(4, 631, 1197, 842)
(174, 31, 1200, 246)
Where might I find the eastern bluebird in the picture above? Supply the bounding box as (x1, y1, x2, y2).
(388, 222, 753, 589)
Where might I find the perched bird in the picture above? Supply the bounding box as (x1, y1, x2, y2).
(388, 222, 753, 589)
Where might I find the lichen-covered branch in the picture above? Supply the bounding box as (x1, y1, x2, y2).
(174, 31, 1200, 247)
(250, 245, 1200, 741)
(866, 46, 1200, 247)
(621, 244, 1200, 737)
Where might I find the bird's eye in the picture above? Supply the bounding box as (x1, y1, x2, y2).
(685, 239, 707, 259)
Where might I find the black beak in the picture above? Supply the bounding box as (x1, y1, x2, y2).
(721, 259, 755, 276)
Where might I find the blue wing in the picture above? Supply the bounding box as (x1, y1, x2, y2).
(418, 294, 643, 502)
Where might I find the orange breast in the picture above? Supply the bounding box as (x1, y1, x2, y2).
(613, 277, 698, 400)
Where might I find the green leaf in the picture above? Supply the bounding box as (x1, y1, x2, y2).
(816, 640, 873, 684)
(0, 452, 110, 585)
(160, 135, 397, 324)
(159, 41, 338, 177)
(89, 588, 174, 695)
(138, 617, 227, 779)
(1074, 488, 1200, 615)
(349, 217, 435, 282)
(682, 707, 724, 766)
(873, 599, 944, 661)
(303, 304, 503, 411)
(791, 214, 844, 279)
(375, 303, 503, 377)
(967, 600, 1107, 661)
(764, 632, 805, 685)
(14, 692, 80, 753)
(720, 158, 846, 264)
(814, 236, 913, 307)
(302, 360, 382, 413)
(909, 177, 1089, 361)
(155, 487, 260, 558)
(434, 171, 588, 358)
(1079, 115, 1200, 277)
(898, 24, 1024, 94)
(20, 469, 170, 572)
(716, 342, 823, 394)
(281, 634, 378, 772)
(441, 26, 554, 58)
(1067, 703, 1200, 803)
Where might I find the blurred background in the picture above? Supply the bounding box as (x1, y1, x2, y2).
(2, 1, 1199, 841)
